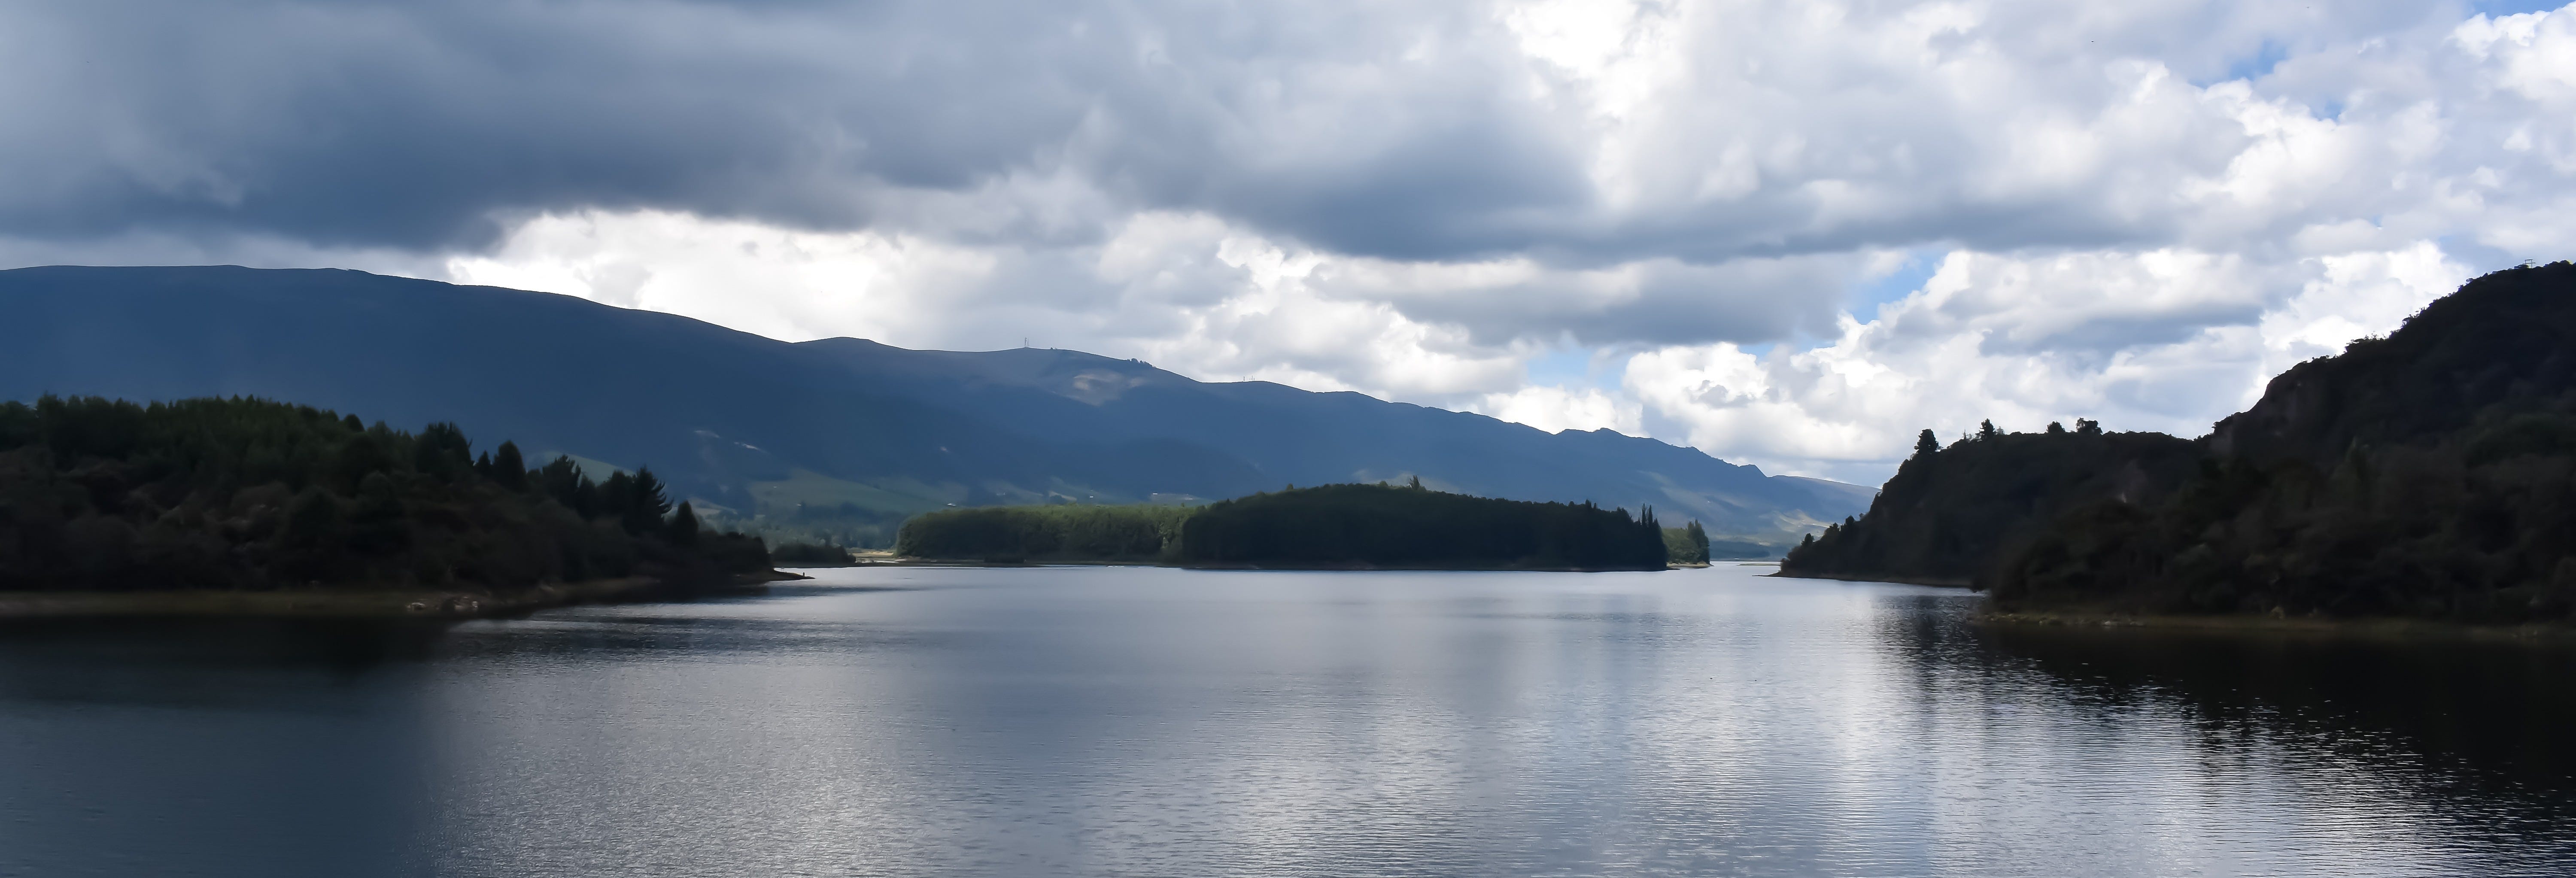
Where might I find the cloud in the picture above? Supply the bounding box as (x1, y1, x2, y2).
(3, 0, 2570, 486)
(1623, 242, 2474, 483)
(1476, 385, 1646, 437)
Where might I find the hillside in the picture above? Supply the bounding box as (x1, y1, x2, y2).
(1780, 423, 2202, 584)
(0, 265, 1870, 549)
(2209, 261, 2576, 465)
(1785, 262, 2576, 622)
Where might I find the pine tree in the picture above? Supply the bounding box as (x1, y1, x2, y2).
(609, 467, 673, 535)
(1978, 419, 2000, 440)
(1914, 428, 1940, 458)
(492, 441, 528, 491)
(538, 456, 586, 510)
(669, 501, 701, 546)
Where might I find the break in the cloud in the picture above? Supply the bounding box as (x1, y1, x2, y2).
(1, 0, 2570, 484)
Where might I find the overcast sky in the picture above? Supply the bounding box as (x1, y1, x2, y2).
(3, 0, 2569, 483)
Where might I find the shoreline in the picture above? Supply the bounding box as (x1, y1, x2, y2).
(0, 570, 805, 622)
(1768, 569, 1976, 588)
(887, 557, 1679, 572)
(1975, 607, 2576, 643)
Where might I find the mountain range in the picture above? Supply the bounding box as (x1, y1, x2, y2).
(0, 265, 1871, 547)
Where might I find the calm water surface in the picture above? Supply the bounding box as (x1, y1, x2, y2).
(5, 565, 2575, 876)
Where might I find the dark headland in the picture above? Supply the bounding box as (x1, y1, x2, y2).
(1783, 262, 2576, 630)
(0, 395, 788, 619)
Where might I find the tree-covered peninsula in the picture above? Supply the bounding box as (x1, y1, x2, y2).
(896, 481, 1675, 571)
(1783, 421, 2202, 584)
(0, 395, 773, 601)
(1784, 262, 2576, 623)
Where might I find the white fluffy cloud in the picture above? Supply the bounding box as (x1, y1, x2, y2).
(6, 0, 2572, 485)
(1624, 243, 2473, 483)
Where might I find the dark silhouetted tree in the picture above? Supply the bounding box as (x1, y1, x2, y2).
(492, 441, 528, 491)
(669, 501, 700, 546)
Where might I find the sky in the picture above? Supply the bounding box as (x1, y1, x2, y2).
(3, 0, 2571, 485)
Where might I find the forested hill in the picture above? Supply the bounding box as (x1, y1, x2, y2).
(0, 266, 1870, 550)
(0, 396, 771, 592)
(2210, 261, 2576, 465)
(1781, 423, 2200, 584)
(1786, 262, 2576, 622)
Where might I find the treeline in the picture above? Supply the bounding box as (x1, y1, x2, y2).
(1663, 522, 1712, 565)
(1782, 421, 2201, 583)
(896, 482, 1676, 570)
(769, 541, 857, 566)
(0, 395, 772, 592)
(895, 504, 1193, 563)
(1786, 263, 2576, 622)
(1662, 522, 1777, 563)
(1178, 483, 1668, 569)
(1993, 428, 2576, 619)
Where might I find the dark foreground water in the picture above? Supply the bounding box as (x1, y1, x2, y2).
(6, 565, 2576, 877)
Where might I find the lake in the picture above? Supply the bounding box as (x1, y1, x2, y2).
(5, 564, 2575, 876)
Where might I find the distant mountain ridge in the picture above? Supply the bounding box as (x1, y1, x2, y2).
(0, 265, 1871, 547)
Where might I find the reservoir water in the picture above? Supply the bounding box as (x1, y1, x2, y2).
(5, 564, 2575, 876)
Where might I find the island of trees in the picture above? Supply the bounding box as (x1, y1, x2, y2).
(1664, 520, 1713, 565)
(0, 395, 775, 608)
(1784, 262, 2576, 623)
(898, 480, 1678, 570)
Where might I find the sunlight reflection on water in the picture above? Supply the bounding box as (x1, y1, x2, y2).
(4, 564, 2573, 876)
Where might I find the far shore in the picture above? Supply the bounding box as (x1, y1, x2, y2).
(1768, 569, 1975, 588)
(0, 571, 805, 622)
(872, 557, 1696, 572)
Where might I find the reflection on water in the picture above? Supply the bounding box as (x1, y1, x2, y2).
(3, 566, 2573, 876)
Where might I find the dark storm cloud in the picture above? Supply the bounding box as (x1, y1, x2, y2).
(0, 0, 1592, 258)
(0, 0, 2510, 285)
(2, 1, 1094, 246)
